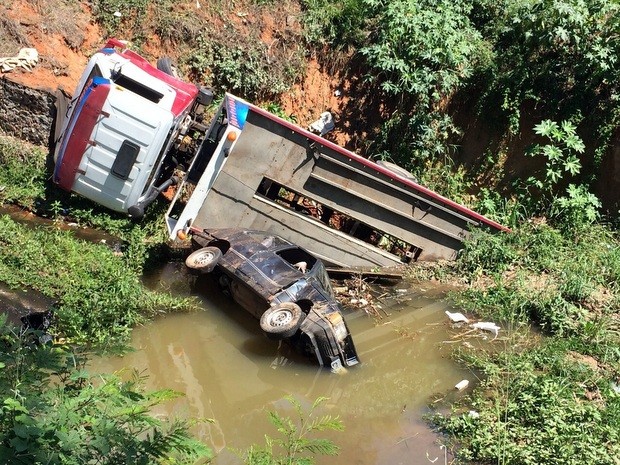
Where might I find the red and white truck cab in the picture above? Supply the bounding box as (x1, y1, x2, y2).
(53, 38, 212, 218)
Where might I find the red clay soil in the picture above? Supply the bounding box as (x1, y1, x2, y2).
(1, 1, 100, 94)
(1, 0, 353, 146)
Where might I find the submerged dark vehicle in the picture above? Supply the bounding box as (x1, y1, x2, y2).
(185, 228, 359, 370)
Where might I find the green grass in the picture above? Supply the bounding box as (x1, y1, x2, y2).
(428, 221, 620, 464)
(0, 134, 198, 347)
(0, 215, 198, 346)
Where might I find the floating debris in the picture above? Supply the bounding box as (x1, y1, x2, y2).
(445, 310, 469, 324)
(471, 322, 500, 338)
(455, 379, 470, 391)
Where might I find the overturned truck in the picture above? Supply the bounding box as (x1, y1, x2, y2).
(54, 39, 508, 270)
(165, 94, 508, 267)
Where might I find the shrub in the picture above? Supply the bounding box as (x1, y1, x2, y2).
(0, 322, 211, 464)
(0, 216, 197, 346)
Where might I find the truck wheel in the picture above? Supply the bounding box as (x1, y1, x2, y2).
(185, 247, 222, 274)
(376, 160, 418, 182)
(157, 57, 178, 78)
(260, 303, 304, 340)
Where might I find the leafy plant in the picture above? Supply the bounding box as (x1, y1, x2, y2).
(262, 102, 298, 123)
(525, 120, 585, 191)
(360, 0, 488, 105)
(0, 320, 211, 464)
(522, 119, 601, 230)
(242, 396, 343, 465)
(549, 184, 601, 232)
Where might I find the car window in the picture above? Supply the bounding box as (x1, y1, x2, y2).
(275, 247, 317, 270)
(237, 251, 301, 295)
(310, 260, 334, 295)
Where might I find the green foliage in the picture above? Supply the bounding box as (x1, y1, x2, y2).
(413, 158, 472, 206)
(300, 0, 368, 47)
(475, 0, 620, 155)
(526, 120, 585, 190)
(474, 188, 531, 229)
(371, 111, 462, 170)
(186, 26, 304, 101)
(360, 0, 488, 105)
(262, 102, 298, 123)
(454, 221, 620, 343)
(0, 216, 197, 346)
(434, 338, 620, 464)
(521, 119, 601, 230)
(0, 322, 211, 464)
(242, 396, 343, 465)
(92, 0, 150, 41)
(151, 0, 205, 45)
(346, 0, 490, 190)
(0, 137, 47, 210)
(549, 183, 602, 232)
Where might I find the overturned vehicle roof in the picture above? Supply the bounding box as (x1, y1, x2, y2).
(186, 228, 360, 370)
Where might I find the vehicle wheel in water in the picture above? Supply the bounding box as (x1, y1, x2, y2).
(185, 247, 222, 274)
(260, 303, 304, 340)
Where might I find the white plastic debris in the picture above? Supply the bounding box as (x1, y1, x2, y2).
(293, 261, 307, 273)
(455, 379, 470, 391)
(445, 310, 469, 324)
(308, 111, 335, 136)
(0, 48, 39, 73)
(468, 410, 480, 419)
(471, 322, 501, 337)
(113, 11, 122, 17)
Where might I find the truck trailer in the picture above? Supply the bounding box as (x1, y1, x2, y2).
(53, 40, 508, 268)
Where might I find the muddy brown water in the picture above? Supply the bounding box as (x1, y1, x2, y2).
(90, 263, 473, 465)
(0, 207, 472, 464)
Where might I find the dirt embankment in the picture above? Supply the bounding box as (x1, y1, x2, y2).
(0, 0, 355, 147)
(1, 0, 619, 212)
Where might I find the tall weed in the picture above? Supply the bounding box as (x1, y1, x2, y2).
(435, 336, 620, 464)
(0, 216, 197, 346)
(0, 136, 47, 209)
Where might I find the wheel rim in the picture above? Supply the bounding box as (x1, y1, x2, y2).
(193, 251, 215, 266)
(267, 309, 294, 327)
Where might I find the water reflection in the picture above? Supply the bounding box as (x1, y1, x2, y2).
(92, 265, 470, 465)
(0, 205, 468, 463)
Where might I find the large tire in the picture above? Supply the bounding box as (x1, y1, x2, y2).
(260, 303, 304, 340)
(185, 246, 222, 274)
(157, 57, 178, 78)
(376, 160, 418, 182)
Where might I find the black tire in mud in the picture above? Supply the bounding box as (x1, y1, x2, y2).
(260, 302, 304, 340)
(185, 246, 222, 274)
